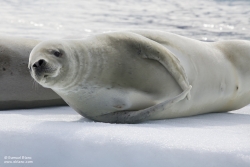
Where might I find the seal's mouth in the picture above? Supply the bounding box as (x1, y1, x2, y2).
(32, 68, 55, 82)
(29, 59, 59, 83)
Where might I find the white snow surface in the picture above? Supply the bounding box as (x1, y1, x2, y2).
(0, 106, 250, 167)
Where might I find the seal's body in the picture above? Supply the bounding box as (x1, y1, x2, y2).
(29, 30, 250, 123)
(0, 35, 66, 110)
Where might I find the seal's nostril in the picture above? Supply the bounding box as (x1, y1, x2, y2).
(33, 63, 38, 68)
(33, 59, 45, 68)
(38, 59, 44, 66)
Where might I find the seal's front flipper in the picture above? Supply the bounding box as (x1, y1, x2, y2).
(92, 85, 192, 124)
(145, 50, 191, 100)
(108, 31, 191, 100)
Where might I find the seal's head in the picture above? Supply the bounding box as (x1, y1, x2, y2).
(28, 40, 72, 89)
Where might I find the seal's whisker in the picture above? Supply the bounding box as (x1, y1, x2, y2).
(30, 78, 38, 91)
(35, 81, 37, 91)
(31, 78, 35, 90)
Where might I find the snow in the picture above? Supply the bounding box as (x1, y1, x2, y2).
(0, 106, 250, 167)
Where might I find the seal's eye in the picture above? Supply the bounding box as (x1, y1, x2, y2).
(53, 51, 62, 57)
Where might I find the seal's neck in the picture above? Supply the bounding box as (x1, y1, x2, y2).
(54, 40, 104, 92)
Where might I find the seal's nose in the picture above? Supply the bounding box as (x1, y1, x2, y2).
(33, 59, 46, 68)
